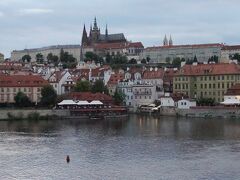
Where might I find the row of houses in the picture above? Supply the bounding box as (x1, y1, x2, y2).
(2, 60, 240, 111)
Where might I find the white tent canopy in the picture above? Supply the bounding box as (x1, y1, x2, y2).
(89, 100, 103, 105)
(220, 99, 240, 105)
(58, 100, 77, 106)
(77, 101, 89, 105)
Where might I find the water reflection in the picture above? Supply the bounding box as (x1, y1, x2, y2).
(0, 115, 240, 179)
(1, 115, 240, 140)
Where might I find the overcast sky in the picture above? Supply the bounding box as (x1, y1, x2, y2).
(1, 0, 240, 57)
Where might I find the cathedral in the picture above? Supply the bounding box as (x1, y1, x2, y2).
(81, 17, 127, 46)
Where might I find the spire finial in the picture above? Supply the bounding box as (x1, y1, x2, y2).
(93, 16, 98, 30)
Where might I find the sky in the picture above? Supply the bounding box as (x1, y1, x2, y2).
(0, 0, 240, 58)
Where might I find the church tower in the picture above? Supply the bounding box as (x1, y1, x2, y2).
(163, 35, 168, 46)
(90, 17, 100, 43)
(105, 24, 108, 42)
(169, 35, 173, 46)
(81, 24, 88, 46)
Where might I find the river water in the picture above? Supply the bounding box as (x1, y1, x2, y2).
(0, 115, 240, 180)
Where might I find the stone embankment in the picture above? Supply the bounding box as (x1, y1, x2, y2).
(0, 109, 69, 120)
(158, 107, 240, 118)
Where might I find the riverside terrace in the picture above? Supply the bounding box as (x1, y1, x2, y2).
(57, 100, 127, 117)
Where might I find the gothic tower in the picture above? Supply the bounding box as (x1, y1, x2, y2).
(169, 35, 173, 46)
(81, 24, 88, 46)
(105, 24, 108, 42)
(90, 17, 100, 43)
(163, 34, 168, 46)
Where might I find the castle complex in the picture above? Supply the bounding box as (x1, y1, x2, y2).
(10, 18, 240, 64)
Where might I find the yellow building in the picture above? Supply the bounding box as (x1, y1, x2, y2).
(173, 63, 240, 103)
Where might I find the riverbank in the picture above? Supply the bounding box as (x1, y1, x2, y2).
(0, 109, 69, 120)
(157, 106, 240, 119)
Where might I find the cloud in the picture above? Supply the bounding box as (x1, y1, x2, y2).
(19, 8, 54, 15)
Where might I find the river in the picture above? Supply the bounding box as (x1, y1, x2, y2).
(0, 115, 240, 180)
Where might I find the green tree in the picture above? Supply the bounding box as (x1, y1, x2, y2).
(208, 55, 219, 63)
(141, 59, 147, 64)
(22, 54, 31, 63)
(85, 51, 103, 64)
(105, 53, 112, 64)
(112, 54, 128, 65)
(172, 57, 182, 67)
(91, 80, 109, 94)
(165, 57, 171, 64)
(128, 58, 137, 64)
(14, 92, 32, 107)
(60, 49, 77, 68)
(230, 53, 240, 62)
(197, 97, 215, 106)
(193, 55, 198, 62)
(40, 85, 57, 107)
(113, 90, 125, 105)
(146, 57, 151, 63)
(74, 80, 91, 92)
(186, 58, 193, 65)
(36, 53, 44, 64)
(47, 53, 59, 66)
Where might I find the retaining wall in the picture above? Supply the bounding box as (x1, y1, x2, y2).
(0, 109, 70, 120)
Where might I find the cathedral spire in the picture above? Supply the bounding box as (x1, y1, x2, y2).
(81, 24, 88, 46)
(105, 24, 108, 42)
(163, 34, 168, 46)
(169, 35, 173, 46)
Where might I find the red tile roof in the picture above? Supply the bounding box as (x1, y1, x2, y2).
(142, 68, 164, 79)
(175, 63, 240, 76)
(93, 42, 144, 50)
(68, 92, 113, 103)
(127, 42, 144, 48)
(95, 42, 127, 50)
(108, 74, 124, 85)
(0, 62, 23, 71)
(0, 75, 49, 87)
(222, 45, 240, 51)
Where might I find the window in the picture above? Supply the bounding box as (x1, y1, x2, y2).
(222, 76, 224, 80)
(209, 76, 211, 81)
(209, 84, 211, 89)
(213, 84, 215, 88)
(222, 83, 224, 88)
